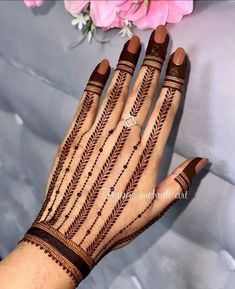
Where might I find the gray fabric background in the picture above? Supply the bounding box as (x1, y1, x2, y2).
(0, 1, 235, 288)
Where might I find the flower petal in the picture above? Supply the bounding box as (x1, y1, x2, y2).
(167, 0, 193, 23)
(90, 0, 118, 27)
(133, 1, 168, 29)
(64, 0, 89, 17)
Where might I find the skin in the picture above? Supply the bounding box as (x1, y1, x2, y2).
(0, 25, 208, 289)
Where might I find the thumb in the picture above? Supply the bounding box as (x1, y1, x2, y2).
(105, 157, 208, 254)
(153, 157, 209, 217)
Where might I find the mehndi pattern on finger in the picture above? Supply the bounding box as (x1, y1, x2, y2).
(115, 36, 141, 76)
(45, 70, 127, 225)
(65, 126, 131, 239)
(64, 63, 161, 238)
(174, 157, 202, 193)
(38, 61, 110, 222)
(86, 88, 175, 256)
(141, 28, 169, 72)
(22, 26, 193, 286)
(130, 66, 156, 117)
(36, 90, 95, 222)
(96, 193, 156, 260)
(50, 131, 112, 229)
(78, 141, 140, 247)
(163, 49, 187, 92)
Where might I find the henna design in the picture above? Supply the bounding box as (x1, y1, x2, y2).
(103, 197, 180, 260)
(130, 66, 156, 117)
(54, 132, 111, 229)
(174, 157, 202, 193)
(20, 236, 82, 285)
(45, 132, 86, 221)
(115, 38, 141, 75)
(141, 29, 168, 71)
(20, 222, 95, 284)
(97, 194, 156, 259)
(145, 30, 169, 61)
(64, 65, 158, 238)
(36, 91, 95, 222)
(175, 171, 190, 193)
(32, 222, 94, 266)
(116, 60, 136, 76)
(45, 70, 127, 225)
(78, 142, 139, 246)
(86, 88, 175, 256)
(163, 52, 187, 92)
(65, 126, 131, 239)
(142, 55, 163, 72)
(103, 157, 200, 259)
(166, 53, 187, 80)
(163, 75, 185, 93)
(47, 64, 156, 228)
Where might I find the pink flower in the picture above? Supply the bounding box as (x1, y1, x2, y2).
(24, 0, 45, 7)
(121, 0, 193, 29)
(64, 0, 193, 30)
(64, 0, 127, 28)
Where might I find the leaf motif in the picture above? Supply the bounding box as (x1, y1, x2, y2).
(65, 126, 130, 239)
(46, 71, 127, 225)
(130, 66, 155, 117)
(88, 88, 175, 256)
(36, 91, 95, 221)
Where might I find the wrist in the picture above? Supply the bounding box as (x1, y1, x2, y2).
(20, 222, 94, 286)
(0, 242, 76, 289)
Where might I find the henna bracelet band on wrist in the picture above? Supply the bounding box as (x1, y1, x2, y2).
(19, 222, 94, 285)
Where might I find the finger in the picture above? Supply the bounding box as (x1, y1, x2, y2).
(105, 157, 208, 254)
(77, 59, 110, 132)
(119, 25, 169, 131)
(89, 36, 141, 135)
(153, 157, 209, 215)
(36, 60, 110, 220)
(141, 48, 188, 168)
(61, 59, 111, 139)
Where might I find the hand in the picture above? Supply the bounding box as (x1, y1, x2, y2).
(20, 25, 208, 287)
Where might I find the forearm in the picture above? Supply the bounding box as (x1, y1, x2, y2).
(0, 242, 77, 289)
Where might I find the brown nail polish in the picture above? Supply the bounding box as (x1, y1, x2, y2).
(97, 59, 110, 74)
(116, 36, 141, 75)
(164, 48, 188, 88)
(143, 25, 169, 69)
(154, 25, 167, 44)
(182, 157, 203, 182)
(127, 35, 140, 54)
(172, 47, 185, 65)
(85, 60, 110, 94)
(195, 158, 209, 174)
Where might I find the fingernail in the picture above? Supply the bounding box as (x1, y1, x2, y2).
(86, 60, 110, 93)
(127, 35, 141, 54)
(172, 47, 185, 65)
(97, 59, 110, 74)
(154, 25, 167, 44)
(164, 48, 188, 86)
(174, 157, 208, 193)
(144, 25, 169, 64)
(195, 158, 209, 174)
(117, 35, 141, 74)
(183, 157, 208, 182)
